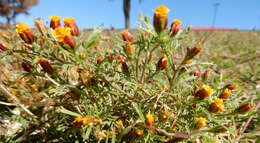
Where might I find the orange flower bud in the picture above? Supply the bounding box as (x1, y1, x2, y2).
(163, 84, 168, 92)
(153, 5, 170, 33)
(82, 115, 95, 125)
(135, 129, 144, 136)
(31, 84, 38, 92)
(63, 34, 76, 49)
(37, 58, 55, 74)
(225, 83, 238, 90)
(97, 57, 102, 64)
(195, 85, 214, 100)
(116, 120, 124, 131)
(194, 71, 200, 78)
(72, 115, 84, 127)
(236, 103, 254, 114)
(15, 23, 35, 44)
(53, 26, 75, 49)
(125, 42, 135, 59)
(109, 54, 114, 62)
(117, 55, 123, 63)
(209, 98, 225, 113)
(145, 114, 155, 127)
(121, 29, 134, 42)
(157, 54, 168, 70)
(219, 88, 231, 99)
(49, 15, 61, 29)
(22, 62, 32, 72)
(170, 19, 181, 36)
(63, 17, 79, 36)
(0, 43, 9, 52)
(187, 43, 202, 59)
(108, 131, 114, 138)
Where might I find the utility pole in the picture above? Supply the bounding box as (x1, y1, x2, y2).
(212, 3, 220, 28)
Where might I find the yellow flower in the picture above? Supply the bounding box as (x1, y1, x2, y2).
(223, 88, 231, 95)
(196, 85, 214, 99)
(63, 17, 75, 25)
(203, 85, 214, 95)
(116, 120, 123, 126)
(220, 88, 231, 99)
(75, 116, 82, 122)
(108, 131, 114, 138)
(196, 117, 207, 128)
(209, 98, 225, 112)
(173, 19, 181, 25)
(49, 15, 60, 22)
(121, 29, 128, 36)
(116, 120, 124, 131)
(214, 98, 225, 111)
(63, 17, 79, 36)
(145, 114, 154, 126)
(52, 26, 71, 42)
(82, 115, 95, 125)
(135, 129, 144, 136)
(154, 5, 170, 18)
(72, 115, 84, 127)
(15, 23, 30, 34)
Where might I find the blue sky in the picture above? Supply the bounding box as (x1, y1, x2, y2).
(8, 0, 260, 30)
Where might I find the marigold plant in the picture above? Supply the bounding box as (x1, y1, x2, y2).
(0, 5, 259, 143)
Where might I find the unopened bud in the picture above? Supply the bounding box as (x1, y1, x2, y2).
(135, 129, 144, 136)
(225, 83, 238, 90)
(145, 114, 155, 127)
(194, 71, 200, 78)
(125, 42, 135, 60)
(121, 29, 134, 42)
(117, 55, 123, 63)
(202, 69, 211, 81)
(195, 85, 214, 100)
(236, 103, 254, 114)
(170, 19, 181, 36)
(22, 62, 32, 72)
(157, 54, 168, 70)
(97, 57, 102, 64)
(121, 62, 129, 74)
(37, 58, 55, 74)
(219, 88, 231, 99)
(187, 43, 201, 59)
